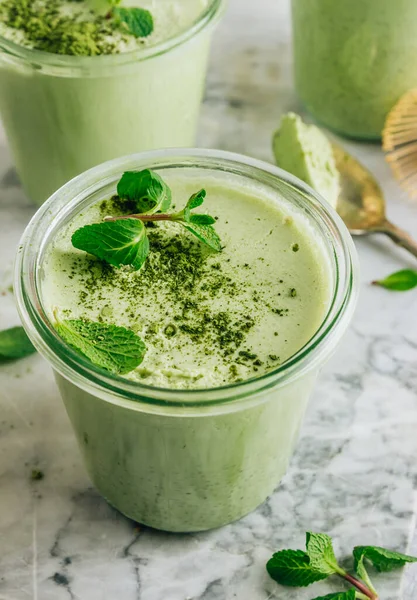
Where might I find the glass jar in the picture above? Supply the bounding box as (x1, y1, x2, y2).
(15, 148, 358, 532)
(0, 1, 224, 206)
(291, 0, 417, 140)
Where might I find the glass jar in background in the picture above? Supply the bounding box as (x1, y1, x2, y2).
(15, 149, 358, 532)
(291, 0, 417, 140)
(0, 1, 224, 206)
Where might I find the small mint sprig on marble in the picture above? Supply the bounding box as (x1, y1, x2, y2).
(107, 0, 154, 38)
(266, 532, 417, 600)
(72, 169, 222, 271)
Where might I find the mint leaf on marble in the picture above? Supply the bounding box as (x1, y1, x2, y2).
(306, 532, 342, 576)
(266, 533, 417, 600)
(0, 326, 36, 362)
(113, 7, 153, 38)
(353, 546, 417, 573)
(266, 549, 328, 587)
(72, 218, 149, 270)
(311, 591, 356, 600)
(117, 170, 172, 214)
(353, 548, 377, 594)
(55, 318, 146, 375)
(372, 269, 417, 291)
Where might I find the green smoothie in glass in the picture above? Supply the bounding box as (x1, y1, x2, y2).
(0, 0, 223, 205)
(15, 149, 358, 532)
(292, 0, 417, 140)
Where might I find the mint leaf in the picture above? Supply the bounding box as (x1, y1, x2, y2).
(72, 219, 149, 270)
(182, 222, 222, 252)
(266, 549, 329, 587)
(0, 326, 36, 361)
(186, 189, 206, 210)
(176, 189, 220, 248)
(114, 7, 153, 38)
(353, 548, 377, 594)
(353, 545, 417, 573)
(311, 591, 356, 600)
(189, 214, 216, 225)
(372, 269, 417, 291)
(306, 532, 341, 576)
(55, 319, 146, 375)
(117, 170, 171, 214)
(182, 189, 206, 222)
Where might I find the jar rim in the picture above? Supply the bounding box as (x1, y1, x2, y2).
(0, 0, 224, 75)
(14, 148, 359, 410)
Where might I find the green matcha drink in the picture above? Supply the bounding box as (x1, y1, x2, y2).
(0, 0, 223, 205)
(43, 177, 331, 388)
(292, 0, 417, 140)
(15, 150, 358, 531)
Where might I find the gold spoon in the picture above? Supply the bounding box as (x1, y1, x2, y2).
(332, 142, 417, 259)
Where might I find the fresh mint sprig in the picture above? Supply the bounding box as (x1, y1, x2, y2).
(0, 326, 36, 362)
(73, 169, 222, 271)
(107, 1, 153, 39)
(106, 173, 222, 252)
(372, 269, 417, 291)
(267, 532, 417, 600)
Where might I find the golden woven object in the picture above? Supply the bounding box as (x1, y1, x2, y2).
(383, 88, 417, 199)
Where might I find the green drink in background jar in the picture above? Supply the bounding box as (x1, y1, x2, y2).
(0, 0, 224, 205)
(291, 0, 417, 140)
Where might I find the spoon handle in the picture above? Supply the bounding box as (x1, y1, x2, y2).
(378, 219, 417, 259)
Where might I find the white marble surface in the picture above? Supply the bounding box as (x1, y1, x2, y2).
(1, 0, 417, 599)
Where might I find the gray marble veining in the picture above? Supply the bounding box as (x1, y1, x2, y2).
(1, 1, 417, 599)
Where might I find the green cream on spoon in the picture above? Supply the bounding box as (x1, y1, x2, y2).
(273, 112, 340, 208)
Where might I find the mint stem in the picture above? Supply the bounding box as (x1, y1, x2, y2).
(339, 571, 378, 600)
(104, 213, 175, 223)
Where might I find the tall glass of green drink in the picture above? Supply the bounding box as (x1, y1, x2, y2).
(0, 0, 224, 205)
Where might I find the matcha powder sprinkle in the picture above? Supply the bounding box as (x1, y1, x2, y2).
(52, 194, 293, 385)
(0, 0, 142, 56)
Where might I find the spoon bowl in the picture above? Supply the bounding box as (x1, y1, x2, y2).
(332, 142, 417, 258)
